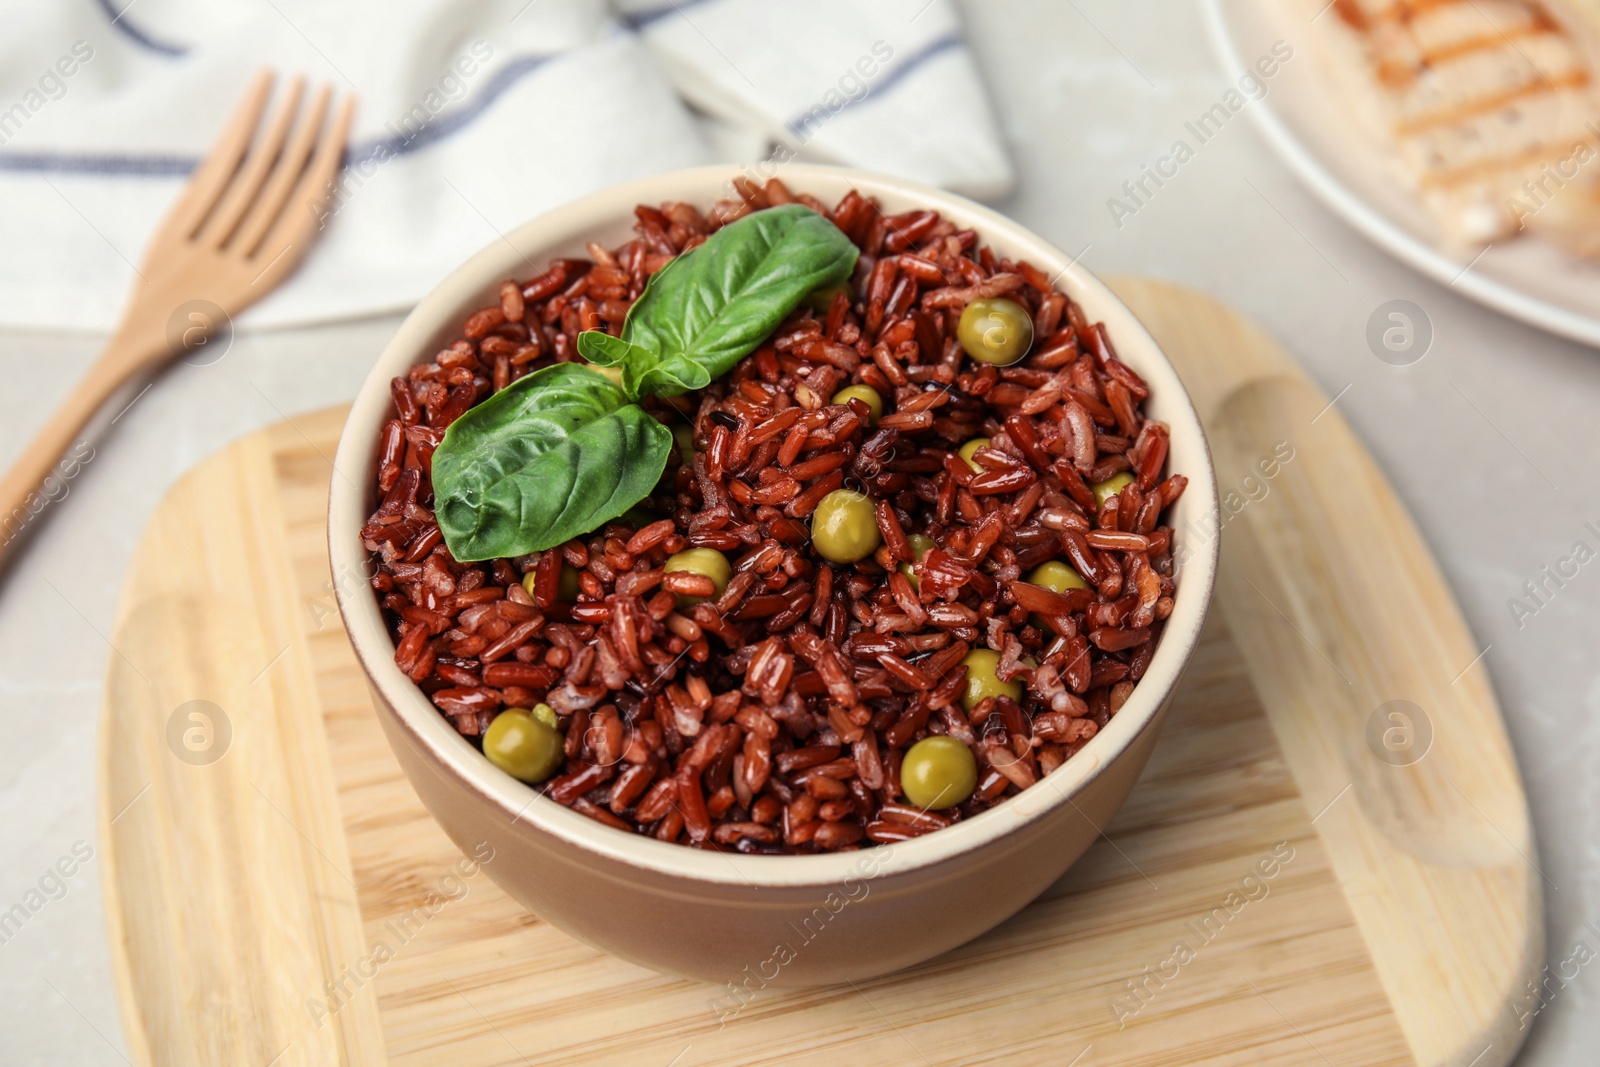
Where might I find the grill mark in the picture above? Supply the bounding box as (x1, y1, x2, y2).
(1373, 23, 1551, 85)
(1419, 132, 1600, 186)
(1337, 0, 1559, 30)
(1393, 68, 1592, 134)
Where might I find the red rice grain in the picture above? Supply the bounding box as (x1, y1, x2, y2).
(364, 181, 1185, 854)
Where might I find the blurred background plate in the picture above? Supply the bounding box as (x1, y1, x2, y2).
(1203, 0, 1600, 348)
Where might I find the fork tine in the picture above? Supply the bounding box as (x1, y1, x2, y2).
(233, 83, 332, 257)
(147, 70, 275, 253)
(247, 94, 356, 290)
(199, 75, 307, 249)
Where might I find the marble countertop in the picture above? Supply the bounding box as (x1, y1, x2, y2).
(1, 1, 1596, 1063)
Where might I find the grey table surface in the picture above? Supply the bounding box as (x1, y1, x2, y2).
(1, 2, 1596, 1064)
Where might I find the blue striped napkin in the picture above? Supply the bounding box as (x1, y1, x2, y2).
(0, 0, 1011, 330)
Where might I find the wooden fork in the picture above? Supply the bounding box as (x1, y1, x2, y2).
(0, 70, 354, 571)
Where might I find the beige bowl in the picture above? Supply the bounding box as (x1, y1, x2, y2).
(330, 165, 1219, 988)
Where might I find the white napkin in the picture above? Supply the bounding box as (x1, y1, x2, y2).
(614, 0, 1012, 200)
(0, 0, 1012, 332)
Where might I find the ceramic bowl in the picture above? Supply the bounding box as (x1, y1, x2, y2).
(330, 164, 1219, 987)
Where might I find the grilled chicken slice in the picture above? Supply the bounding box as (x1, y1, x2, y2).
(1308, 0, 1600, 254)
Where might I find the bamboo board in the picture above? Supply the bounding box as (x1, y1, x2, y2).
(99, 278, 1542, 1067)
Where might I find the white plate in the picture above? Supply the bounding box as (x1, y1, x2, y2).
(1202, 0, 1600, 347)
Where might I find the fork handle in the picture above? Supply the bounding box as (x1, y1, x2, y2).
(0, 331, 157, 572)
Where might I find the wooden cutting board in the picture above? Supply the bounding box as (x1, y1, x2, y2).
(98, 278, 1542, 1067)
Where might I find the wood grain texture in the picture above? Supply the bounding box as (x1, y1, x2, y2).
(99, 408, 386, 1067)
(1108, 276, 1543, 1067)
(98, 280, 1539, 1066)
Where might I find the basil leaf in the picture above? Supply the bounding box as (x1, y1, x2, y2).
(593, 204, 860, 399)
(433, 205, 857, 562)
(576, 330, 653, 374)
(431, 363, 673, 560)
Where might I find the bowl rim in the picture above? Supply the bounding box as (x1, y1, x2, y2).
(330, 163, 1220, 889)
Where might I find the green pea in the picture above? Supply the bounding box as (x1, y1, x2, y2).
(899, 533, 937, 589)
(959, 647, 1022, 712)
(585, 364, 625, 386)
(1026, 560, 1090, 592)
(1092, 471, 1136, 509)
(529, 702, 559, 730)
(957, 437, 990, 474)
(957, 297, 1034, 367)
(804, 281, 851, 312)
(673, 424, 696, 463)
(524, 562, 581, 602)
(482, 708, 564, 783)
(811, 489, 881, 564)
(900, 736, 978, 810)
(559, 564, 581, 602)
(521, 564, 581, 604)
(831, 384, 884, 427)
(1024, 560, 1089, 630)
(664, 547, 731, 605)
